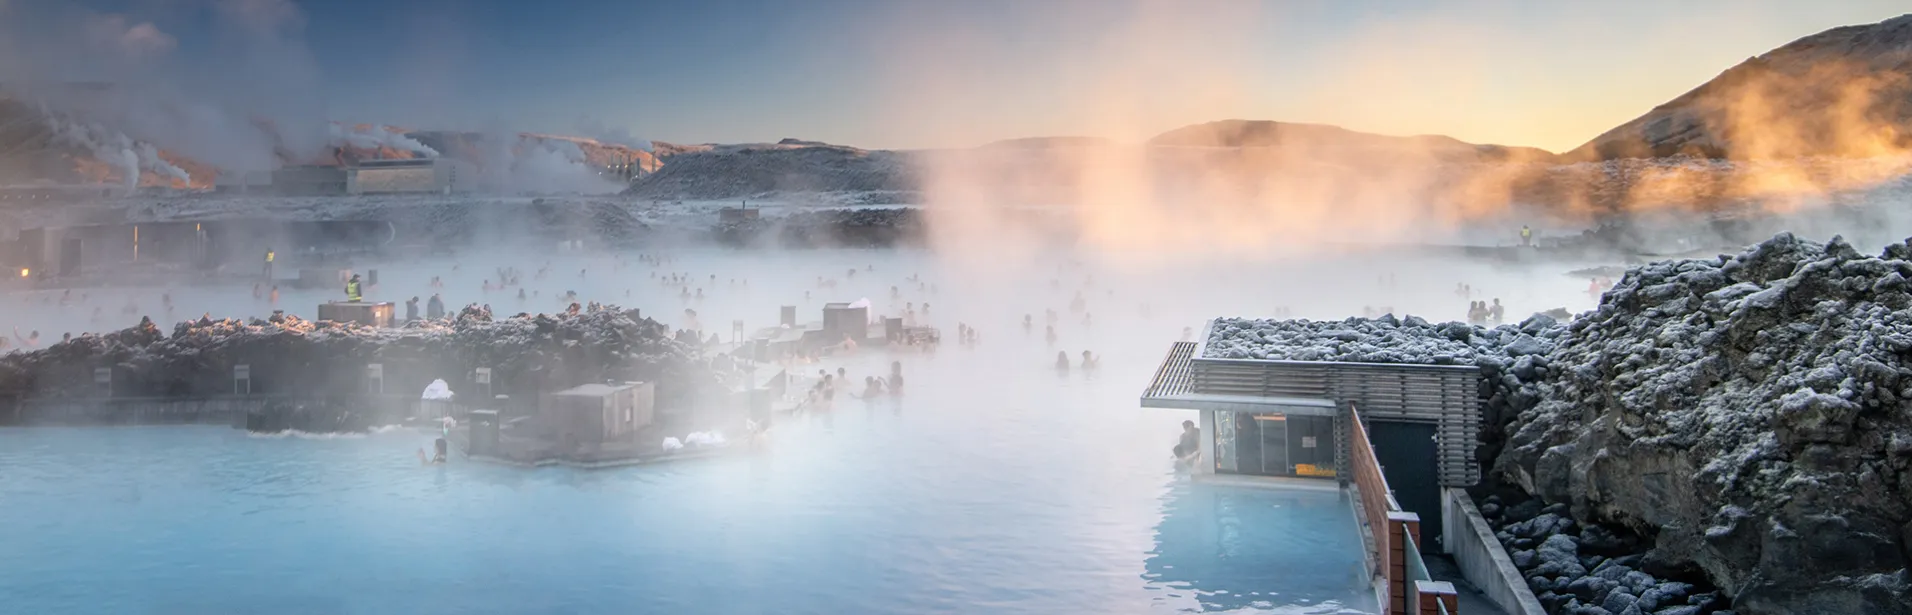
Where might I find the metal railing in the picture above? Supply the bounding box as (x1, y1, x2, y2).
(1351, 401, 1458, 615)
(1349, 402, 1396, 573)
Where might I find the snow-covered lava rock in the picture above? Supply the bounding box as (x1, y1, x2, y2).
(1206, 232, 1912, 614)
(0, 305, 712, 411)
(1498, 233, 1912, 615)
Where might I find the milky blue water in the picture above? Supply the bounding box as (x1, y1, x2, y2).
(1, 357, 1372, 614)
(0, 246, 1387, 614)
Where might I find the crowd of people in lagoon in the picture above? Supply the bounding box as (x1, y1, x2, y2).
(3, 246, 1559, 469)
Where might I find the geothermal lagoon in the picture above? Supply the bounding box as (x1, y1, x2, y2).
(0, 244, 1601, 614)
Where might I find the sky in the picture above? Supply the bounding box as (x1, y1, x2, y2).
(1, 0, 1909, 152)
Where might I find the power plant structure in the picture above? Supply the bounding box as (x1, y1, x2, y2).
(266, 158, 478, 196)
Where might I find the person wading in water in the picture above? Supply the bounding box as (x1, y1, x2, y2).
(1172, 420, 1202, 464)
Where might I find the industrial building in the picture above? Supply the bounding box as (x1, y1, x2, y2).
(352, 158, 476, 194)
(212, 171, 272, 195)
(0, 184, 122, 201)
(271, 165, 352, 196)
(263, 159, 477, 196)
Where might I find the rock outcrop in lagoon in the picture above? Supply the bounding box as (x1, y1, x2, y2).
(0, 306, 711, 418)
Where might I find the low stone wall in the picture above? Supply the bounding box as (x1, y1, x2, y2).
(1444, 487, 1547, 615)
(4, 394, 439, 431)
(5, 396, 268, 426)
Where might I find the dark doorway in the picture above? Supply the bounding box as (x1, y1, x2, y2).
(1368, 419, 1442, 551)
(58, 237, 82, 276)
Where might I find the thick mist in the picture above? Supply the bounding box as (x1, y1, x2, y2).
(869, 2, 1912, 266)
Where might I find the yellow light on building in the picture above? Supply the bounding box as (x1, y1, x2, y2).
(19, 268, 28, 278)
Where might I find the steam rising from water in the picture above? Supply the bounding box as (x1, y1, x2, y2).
(889, 3, 1912, 266)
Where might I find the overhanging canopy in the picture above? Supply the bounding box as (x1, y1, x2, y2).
(1140, 342, 1337, 415)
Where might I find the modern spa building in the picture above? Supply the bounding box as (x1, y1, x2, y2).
(1141, 319, 1537, 615)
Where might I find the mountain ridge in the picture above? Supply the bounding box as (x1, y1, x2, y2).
(1565, 13, 1912, 161)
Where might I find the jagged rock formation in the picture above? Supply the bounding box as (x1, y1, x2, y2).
(1209, 232, 1912, 614)
(1567, 14, 1912, 161)
(0, 306, 710, 414)
(1498, 233, 1912, 614)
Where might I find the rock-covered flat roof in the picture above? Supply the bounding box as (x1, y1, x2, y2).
(1201, 313, 1561, 366)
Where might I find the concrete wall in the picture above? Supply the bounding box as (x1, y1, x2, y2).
(272, 166, 350, 196)
(355, 166, 436, 193)
(352, 159, 476, 194)
(1442, 487, 1546, 615)
(434, 159, 476, 193)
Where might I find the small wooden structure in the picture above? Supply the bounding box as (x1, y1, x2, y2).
(885, 317, 939, 346)
(317, 301, 394, 327)
(544, 382, 655, 445)
(821, 303, 868, 345)
(719, 207, 761, 224)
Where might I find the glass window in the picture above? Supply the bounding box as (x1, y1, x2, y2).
(1214, 411, 1237, 473)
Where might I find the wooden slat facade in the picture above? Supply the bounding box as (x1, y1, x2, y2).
(1173, 321, 1484, 487)
(1185, 354, 1482, 487)
(1142, 342, 1197, 400)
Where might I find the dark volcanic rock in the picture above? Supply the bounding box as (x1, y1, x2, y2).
(1208, 232, 1912, 614)
(625, 143, 917, 201)
(1498, 233, 1912, 614)
(714, 207, 926, 248)
(0, 307, 709, 415)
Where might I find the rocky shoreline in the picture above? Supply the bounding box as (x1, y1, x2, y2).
(1485, 495, 1735, 615)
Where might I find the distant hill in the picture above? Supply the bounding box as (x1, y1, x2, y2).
(16, 14, 1912, 213)
(1148, 120, 1556, 163)
(1568, 13, 1912, 161)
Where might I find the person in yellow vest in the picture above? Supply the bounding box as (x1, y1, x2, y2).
(1520, 226, 1532, 247)
(263, 248, 275, 280)
(345, 274, 362, 302)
